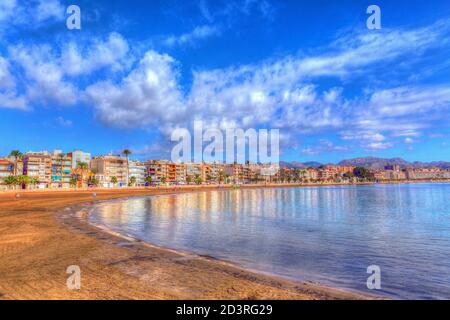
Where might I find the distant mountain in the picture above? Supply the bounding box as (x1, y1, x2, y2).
(338, 157, 450, 169)
(279, 161, 322, 169)
(411, 161, 450, 169)
(280, 157, 450, 170)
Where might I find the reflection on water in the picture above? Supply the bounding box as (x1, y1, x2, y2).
(89, 184, 450, 299)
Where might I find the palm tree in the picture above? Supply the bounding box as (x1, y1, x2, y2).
(9, 150, 23, 176)
(69, 178, 77, 188)
(194, 174, 202, 185)
(129, 176, 136, 186)
(122, 149, 131, 186)
(29, 177, 39, 189)
(146, 176, 152, 186)
(55, 153, 66, 187)
(111, 176, 118, 187)
(218, 171, 224, 185)
(75, 162, 89, 188)
(17, 175, 30, 189)
(89, 177, 100, 187)
(4, 176, 17, 190)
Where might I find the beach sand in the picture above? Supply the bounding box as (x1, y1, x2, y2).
(0, 186, 377, 300)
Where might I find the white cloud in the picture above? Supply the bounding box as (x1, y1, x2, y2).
(61, 33, 130, 76)
(7, 33, 130, 107)
(1, 0, 65, 29)
(302, 139, 348, 155)
(80, 18, 450, 156)
(55, 116, 72, 127)
(164, 25, 220, 47)
(9, 44, 78, 106)
(0, 0, 17, 24)
(85, 51, 186, 131)
(36, 0, 64, 23)
(366, 142, 394, 150)
(0, 55, 27, 110)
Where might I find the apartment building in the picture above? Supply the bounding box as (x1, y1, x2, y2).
(145, 160, 169, 184)
(223, 163, 250, 184)
(175, 163, 187, 183)
(68, 150, 91, 168)
(128, 160, 146, 186)
(0, 159, 13, 189)
(318, 166, 338, 181)
(23, 151, 52, 188)
(405, 168, 450, 180)
(185, 163, 203, 183)
(91, 155, 128, 187)
(209, 162, 224, 182)
(51, 150, 73, 188)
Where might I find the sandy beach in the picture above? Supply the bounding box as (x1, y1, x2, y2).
(0, 185, 382, 300)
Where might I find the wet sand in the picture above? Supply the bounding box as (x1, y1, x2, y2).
(0, 186, 378, 300)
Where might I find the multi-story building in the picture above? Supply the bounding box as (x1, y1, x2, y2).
(318, 166, 339, 181)
(175, 163, 187, 183)
(383, 165, 406, 180)
(185, 163, 203, 183)
(145, 160, 169, 184)
(209, 162, 224, 183)
(167, 163, 177, 183)
(0, 159, 14, 189)
(51, 150, 73, 188)
(23, 151, 52, 188)
(405, 168, 450, 180)
(128, 160, 146, 186)
(91, 155, 128, 187)
(68, 150, 91, 168)
(371, 170, 386, 180)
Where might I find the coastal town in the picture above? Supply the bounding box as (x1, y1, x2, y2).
(1, 149, 450, 190)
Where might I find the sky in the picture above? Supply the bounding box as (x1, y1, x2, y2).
(1, 0, 450, 163)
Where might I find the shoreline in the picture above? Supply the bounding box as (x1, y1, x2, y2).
(0, 184, 404, 300)
(1, 178, 449, 195)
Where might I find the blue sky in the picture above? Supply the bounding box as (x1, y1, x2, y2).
(1, 0, 450, 163)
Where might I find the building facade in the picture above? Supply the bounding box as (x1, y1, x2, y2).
(91, 155, 128, 187)
(23, 152, 52, 188)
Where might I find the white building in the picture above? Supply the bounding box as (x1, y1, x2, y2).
(68, 150, 91, 168)
(129, 160, 146, 186)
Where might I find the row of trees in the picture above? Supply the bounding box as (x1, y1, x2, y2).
(3, 175, 39, 189)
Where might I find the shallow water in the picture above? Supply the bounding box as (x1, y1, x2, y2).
(88, 184, 450, 299)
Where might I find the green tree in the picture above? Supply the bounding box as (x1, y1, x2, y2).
(4, 176, 17, 190)
(29, 177, 39, 189)
(56, 153, 66, 183)
(218, 171, 224, 184)
(353, 167, 371, 180)
(186, 176, 192, 184)
(146, 176, 152, 186)
(194, 174, 202, 185)
(9, 150, 23, 176)
(111, 176, 118, 186)
(122, 149, 132, 185)
(69, 178, 78, 188)
(160, 176, 167, 185)
(89, 177, 100, 187)
(17, 175, 30, 189)
(75, 162, 90, 188)
(129, 176, 137, 186)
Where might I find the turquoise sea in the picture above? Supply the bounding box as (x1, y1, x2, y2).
(88, 183, 450, 299)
